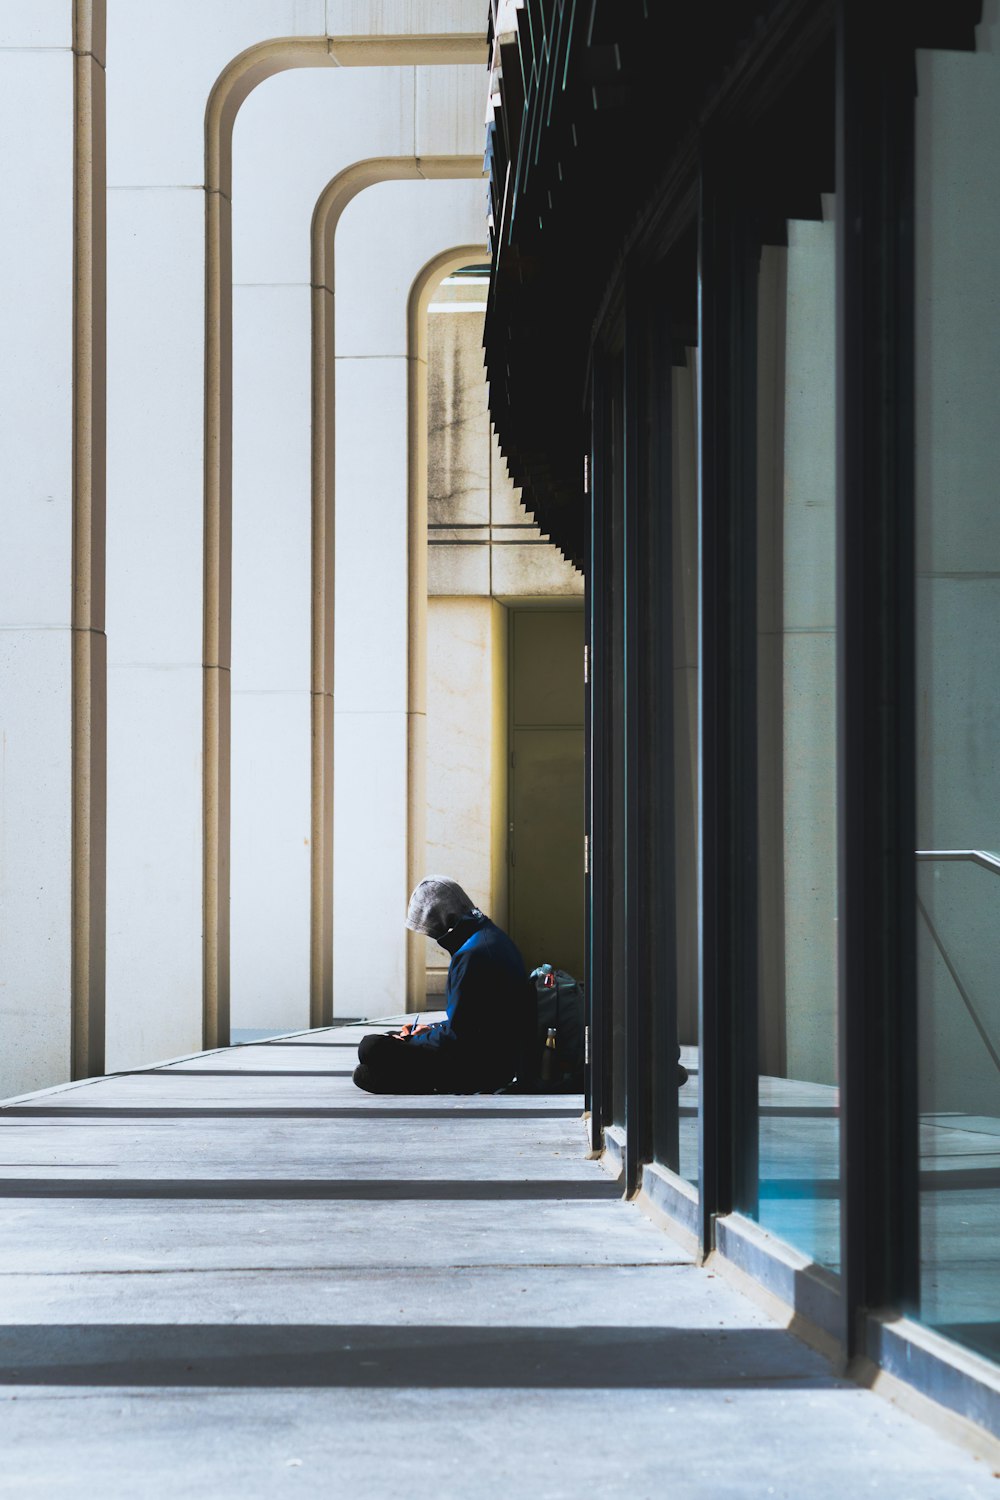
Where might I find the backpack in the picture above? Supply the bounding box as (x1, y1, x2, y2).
(516, 964, 586, 1092)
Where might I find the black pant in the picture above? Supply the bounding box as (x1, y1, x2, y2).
(353, 1033, 503, 1094)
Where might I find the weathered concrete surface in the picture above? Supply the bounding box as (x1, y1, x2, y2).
(0, 1026, 996, 1498)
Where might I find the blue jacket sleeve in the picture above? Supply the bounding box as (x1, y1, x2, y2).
(407, 947, 480, 1050)
(406, 1017, 451, 1049)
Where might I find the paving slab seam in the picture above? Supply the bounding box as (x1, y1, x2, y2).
(0, 1261, 694, 1276)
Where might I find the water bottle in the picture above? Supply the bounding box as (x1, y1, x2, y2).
(541, 1026, 557, 1083)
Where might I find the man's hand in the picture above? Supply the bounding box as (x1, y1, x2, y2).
(395, 1023, 431, 1039)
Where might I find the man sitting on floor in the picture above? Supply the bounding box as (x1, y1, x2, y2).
(352, 876, 529, 1094)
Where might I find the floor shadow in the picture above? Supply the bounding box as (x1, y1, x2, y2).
(0, 1323, 843, 1390)
(260, 1042, 361, 1049)
(0, 1104, 587, 1116)
(919, 1168, 1000, 1191)
(119, 1070, 357, 1080)
(759, 1179, 841, 1200)
(0, 1107, 586, 1122)
(0, 1178, 624, 1202)
(931, 1322, 1000, 1362)
(759, 1169, 1000, 1200)
(759, 1107, 839, 1118)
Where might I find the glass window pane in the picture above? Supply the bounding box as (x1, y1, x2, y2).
(610, 369, 627, 1129)
(673, 348, 700, 1186)
(755, 204, 841, 1271)
(915, 16, 1000, 1363)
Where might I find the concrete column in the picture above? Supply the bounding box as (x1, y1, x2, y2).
(424, 279, 503, 1005)
(915, 12, 1000, 1114)
(0, 3, 106, 1097)
(331, 179, 484, 1017)
(424, 597, 506, 995)
(102, 4, 482, 1065)
(203, 24, 484, 1049)
(227, 63, 482, 1034)
(231, 68, 418, 1040)
(103, 2, 330, 1070)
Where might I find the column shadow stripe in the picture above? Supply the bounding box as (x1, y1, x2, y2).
(0, 1107, 585, 1122)
(116, 1070, 357, 1079)
(0, 1324, 842, 1390)
(0, 1179, 624, 1202)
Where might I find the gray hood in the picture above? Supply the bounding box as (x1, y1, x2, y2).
(405, 876, 476, 939)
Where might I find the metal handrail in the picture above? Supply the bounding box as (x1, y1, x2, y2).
(915, 850, 1000, 1076)
(916, 848, 1000, 876)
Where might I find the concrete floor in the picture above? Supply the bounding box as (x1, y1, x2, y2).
(0, 1025, 997, 1498)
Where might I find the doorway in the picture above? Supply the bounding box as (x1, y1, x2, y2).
(508, 607, 586, 980)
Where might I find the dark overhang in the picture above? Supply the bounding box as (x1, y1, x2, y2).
(482, 0, 983, 568)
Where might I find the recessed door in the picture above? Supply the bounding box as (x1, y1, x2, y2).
(508, 609, 585, 980)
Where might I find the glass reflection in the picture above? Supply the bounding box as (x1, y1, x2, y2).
(673, 349, 700, 1186)
(917, 860, 1000, 1360)
(754, 206, 840, 1271)
(915, 14, 1000, 1363)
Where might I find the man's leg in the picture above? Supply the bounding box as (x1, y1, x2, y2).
(353, 1034, 455, 1094)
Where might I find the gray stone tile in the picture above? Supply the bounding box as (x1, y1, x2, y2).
(0, 1034, 995, 1498)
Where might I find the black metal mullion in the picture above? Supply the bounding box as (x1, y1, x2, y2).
(836, 0, 918, 1354)
(586, 359, 612, 1155)
(583, 432, 595, 1136)
(624, 273, 652, 1196)
(648, 285, 681, 1175)
(698, 149, 761, 1252)
(606, 363, 625, 1134)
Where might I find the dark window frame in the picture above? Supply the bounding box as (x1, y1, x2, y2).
(583, 0, 922, 1361)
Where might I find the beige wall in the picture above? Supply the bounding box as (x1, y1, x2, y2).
(424, 596, 507, 995)
(490, 596, 510, 946)
(0, 2, 491, 1092)
(0, 9, 84, 1095)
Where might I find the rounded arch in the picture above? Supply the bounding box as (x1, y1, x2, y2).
(310, 164, 485, 1026)
(403, 244, 489, 1011)
(205, 35, 480, 200)
(200, 33, 482, 1047)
